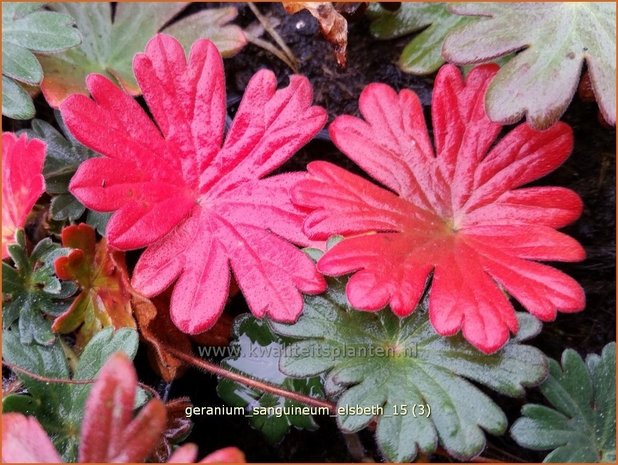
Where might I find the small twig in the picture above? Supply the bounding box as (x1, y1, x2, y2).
(166, 346, 335, 411)
(248, 35, 299, 73)
(3, 361, 160, 400)
(247, 3, 299, 70)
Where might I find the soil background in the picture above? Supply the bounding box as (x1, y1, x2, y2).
(3, 2, 615, 463)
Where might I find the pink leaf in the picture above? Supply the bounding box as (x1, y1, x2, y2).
(2, 413, 61, 463)
(200, 447, 246, 463)
(1, 133, 46, 258)
(61, 34, 327, 333)
(294, 64, 585, 354)
(79, 353, 167, 463)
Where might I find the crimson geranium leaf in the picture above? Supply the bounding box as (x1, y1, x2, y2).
(60, 34, 327, 334)
(2, 132, 46, 258)
(292, 64, 586, 354)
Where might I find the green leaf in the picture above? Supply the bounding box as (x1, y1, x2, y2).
(86, 210, 111, 236)
(2, 232, 77, 346)
(216, 314, 323, 444)
(71, 328, 140, 418)
(2, 42, 42, 84)
(39, 3, 247, 107)
(511, 343, 616, 462)
(270, 279, 548, 462)
(367, 3, 473, 75)
(442, 3, 616, 129)
(2, 9, 81, 52)
(25, 112, 96, 221)
(1, 2, 81, 119)
(2, 75, 35, 120)
(2, 327, 75, 455)
(2, 327, 141, 461)
(163, 7, 247, 58)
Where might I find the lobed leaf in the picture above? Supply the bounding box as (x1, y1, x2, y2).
(443, 3, 616, 128)
(511, 343, 616, 462)
(3, 231, 77, 346)
(60, 34, 327, 335)
(270, 278, 547, 462)
(293, 64, 585, 354)
(39, 3, 247, 107)
(217, 314, 323, 444)
(367, 3, 473, 75)
(2, 327, 140, 460)
(1, 2, 81, 119)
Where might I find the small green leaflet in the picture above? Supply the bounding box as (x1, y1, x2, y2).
(2, 327, 141, 461)
(367, 3, 473, 75)
(217, 314, 324, 444)
(26, 112, 95, 222)
(270, 275, 547, 462)
(511, 343, 616, 462)
(2, 230, 77, 345)
(2, 2, 81, 119)
(443, 3, 616, 129)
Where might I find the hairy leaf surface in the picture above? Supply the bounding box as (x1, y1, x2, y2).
(270, 276, 547, 462)
(293, 64, 585, 353)
(39, 3, 247, 107)
(2, 2, 81, 119)
(368, 3, 473, 74)
(61, 34, 327, 334)
(511, 343, 616, 462)
(217, 314, 323, 443)
(443, 3, 616, 128)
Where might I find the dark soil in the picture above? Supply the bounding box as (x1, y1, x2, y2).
(4, 2, 615, 463)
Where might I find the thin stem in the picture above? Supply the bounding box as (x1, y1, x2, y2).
(3, 361, 160, 400)
(248, 3, 299, 70)
(248, 36, 298, 73)
(166, 346, 335, 411)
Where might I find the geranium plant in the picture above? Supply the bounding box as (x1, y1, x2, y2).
(293, 64, 586, 353)
(2, 352, 244, 463)
(60, 34, 327, 334)
(1, 3, 614, 463)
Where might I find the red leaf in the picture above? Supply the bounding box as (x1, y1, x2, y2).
(1, 133, 46, 258)
(79, 353, 167, 463)
(2, 413, 61, 463)
(200, 447, 246, 463)
(166, 444, 245, 463)
(52, 224, 136, 346)
(293, 64, 585, 354)
(60, 34, 327, 334)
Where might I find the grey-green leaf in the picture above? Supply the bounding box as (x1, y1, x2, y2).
(511, 343, 616, 462)
(2, 75, 35, 120)
(442, 3, 616, 128)
(271, 280, 548, 462)
(217, 314, 323, 444)
(367, 3, 473, 75)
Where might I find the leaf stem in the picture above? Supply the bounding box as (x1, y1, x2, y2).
(3, 361, 160, 400)
(247, 2, 299, 72)
(247, 36, 299, 73)
(165, 346, 335, 411)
